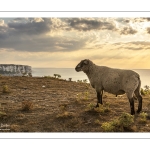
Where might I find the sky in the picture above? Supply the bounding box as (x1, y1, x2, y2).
(0, 17, 150, 69)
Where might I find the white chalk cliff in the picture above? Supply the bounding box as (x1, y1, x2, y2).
(0, 64, 32, 76)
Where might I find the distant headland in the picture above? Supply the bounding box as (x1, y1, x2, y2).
(0, 64, 32, 76)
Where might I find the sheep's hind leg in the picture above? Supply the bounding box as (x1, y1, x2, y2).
(95, 91, 103, 107)
(127, 93, 135, 115)
(137, 95, 142, 113)
(134, 90, 142, 113)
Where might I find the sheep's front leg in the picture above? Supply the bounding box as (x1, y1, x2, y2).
(95, 91, 103, 107)
(129, 98, 135, 115)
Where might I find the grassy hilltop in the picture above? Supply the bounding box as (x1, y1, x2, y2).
(0, 76, 150, 132)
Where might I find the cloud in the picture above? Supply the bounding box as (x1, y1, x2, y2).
(113, 41, 150, 51)
(0, 34, 87, 52)
(120, 26, 137, 35)
(146, 27, 150, 34)
(33, 18, 44, 23)
(123, 19, 130, 23)
(7, 18, 52, 35)
(132, 17, 150, 23)
(0, 19, 5, 26)
(115, 18, 131, 24)
(142, 18, 150, 21)
(0, 17, 149, 54)
(123, 47, 142, 50)
(64, 18, 116, 31)
(127, 41, 150, 46)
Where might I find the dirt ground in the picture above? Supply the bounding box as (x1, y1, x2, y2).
(0, 76, 150, 132)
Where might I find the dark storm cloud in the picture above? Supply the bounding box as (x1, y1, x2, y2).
(64, 18, 116, 31)
(7, 18, 52, 35)
(0, 18, 89, 52)
(13, 18, 27, 21)
(0, 34, 87, 52)
(120, 27, 137, 35)
(0, 25, 9, 39)
(0, 18, 53, 41)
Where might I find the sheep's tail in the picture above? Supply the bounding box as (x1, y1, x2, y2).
(136, 75, 142, 93)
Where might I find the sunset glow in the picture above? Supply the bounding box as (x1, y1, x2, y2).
(0, 17, 150, 69)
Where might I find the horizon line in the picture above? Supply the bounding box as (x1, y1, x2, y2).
(33, 67, 150, 69)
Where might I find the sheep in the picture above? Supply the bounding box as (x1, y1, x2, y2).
(75, 59, 142, 115)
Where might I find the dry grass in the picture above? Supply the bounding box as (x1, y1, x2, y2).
(0, 111, 7, 118)
(21, 100, 33, 111)
(0, 76, 150, 132)
(56, 111, 75, 119)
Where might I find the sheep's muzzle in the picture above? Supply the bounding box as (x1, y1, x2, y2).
(75, 66, 82, 72)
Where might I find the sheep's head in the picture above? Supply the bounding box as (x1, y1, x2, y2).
(75, 59, 90, 73)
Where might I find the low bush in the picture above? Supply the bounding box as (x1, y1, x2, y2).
(86, 103, 111, 114)
(2, 85, 10, 93)
(101, 112, 134, 132)
(138, 112, 148, 124)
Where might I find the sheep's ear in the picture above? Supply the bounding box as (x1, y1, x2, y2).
(83, 59, 89, 65)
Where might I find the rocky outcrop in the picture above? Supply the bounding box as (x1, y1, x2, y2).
(0, 64, 32, 76)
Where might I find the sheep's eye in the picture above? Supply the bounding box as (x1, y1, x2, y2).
(77, 64, 81, 68)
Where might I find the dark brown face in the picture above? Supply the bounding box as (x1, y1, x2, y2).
(75, 59, 89, 72)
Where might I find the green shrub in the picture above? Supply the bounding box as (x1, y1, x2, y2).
(54, 74, 61, 78)
(101, 112, 134, 132)
(83, 79, 88, 83)
(85, 103, 111, 114)
(87, 103, 95, 110)
(118, 112, 134, 127)
(101, 122, 115, 132)
(2, 85, 10, 93)
(140, 88, 145, 96)
(94, 103, 110, 113)
(77, 80, 82, 83)
(141, 85, 150, 95)
(138, 112, 148, 124)
(84, 91, 89, 100)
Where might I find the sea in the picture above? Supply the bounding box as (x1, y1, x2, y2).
(32, 68, 150, 88)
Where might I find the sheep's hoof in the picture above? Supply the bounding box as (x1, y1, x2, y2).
(131, 111, 135, 115)
(95, 104, 99, 108)
(136, 109, 141, 113)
